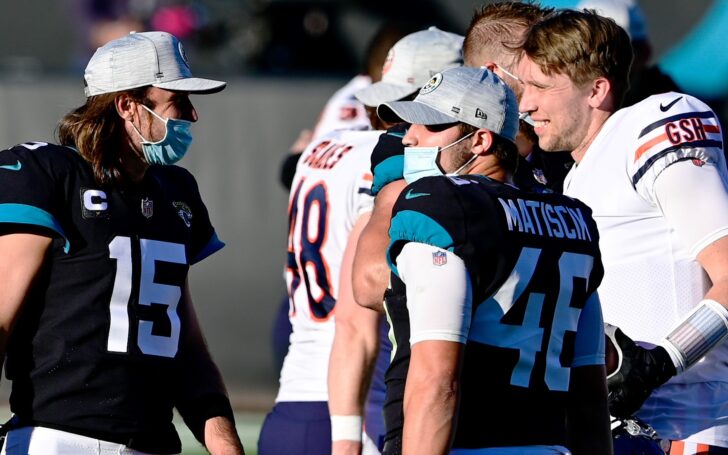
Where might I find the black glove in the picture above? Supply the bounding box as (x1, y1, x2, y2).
(605, 324, 677, 418)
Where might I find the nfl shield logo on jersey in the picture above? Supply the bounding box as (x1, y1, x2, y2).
(432, 250, 447, 266)
(141, 198, 153, 218)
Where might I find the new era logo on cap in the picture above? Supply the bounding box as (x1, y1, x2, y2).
(84, 31, 226, 97)
(377, 67, 519, 143)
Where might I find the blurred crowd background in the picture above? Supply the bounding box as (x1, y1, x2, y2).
(0, 0, 726, 409)
(0, 0, 726, 101)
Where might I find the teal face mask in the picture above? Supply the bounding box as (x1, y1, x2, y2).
(133, 105, 193, 166)
(402, 131, 475, 184)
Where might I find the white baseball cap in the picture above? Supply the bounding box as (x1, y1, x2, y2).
(354, 27, 463, 107)
(577, 0, 648, 41)
(84, 31, 226, 97)
(378, 67, 519, 143)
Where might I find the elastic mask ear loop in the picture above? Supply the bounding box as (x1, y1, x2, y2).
(444, 131, 476, 175)
(441, 131, 474, 152)
(496, 64, 520, 82)
(450, 152, 479, 176)
(135, 104, 169, 144)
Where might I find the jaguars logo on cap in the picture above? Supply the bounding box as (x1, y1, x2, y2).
(420, 73, 443, 95)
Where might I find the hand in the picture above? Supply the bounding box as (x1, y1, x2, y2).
(605, 324, 677, 418)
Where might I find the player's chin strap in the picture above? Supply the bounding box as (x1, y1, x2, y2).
(660, 299, 728, 373)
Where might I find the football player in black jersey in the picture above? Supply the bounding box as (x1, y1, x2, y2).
(0, 32, 244, 454)
(374, 66, 612, 454)
(353, 1, 554, 314)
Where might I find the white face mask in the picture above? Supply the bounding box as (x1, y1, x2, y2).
(402, 131, 475, 184)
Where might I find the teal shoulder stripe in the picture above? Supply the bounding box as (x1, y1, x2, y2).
(387, 209, 454, 276)
(372, 155, 404, 195)
(0, 203, 69, 253)
(192, 231, 225, 264)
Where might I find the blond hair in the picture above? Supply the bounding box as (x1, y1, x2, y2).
(520, 9, 633, 107)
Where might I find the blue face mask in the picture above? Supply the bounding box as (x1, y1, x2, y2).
(133, 105, 193, 166)
(402, 132, 475, 184)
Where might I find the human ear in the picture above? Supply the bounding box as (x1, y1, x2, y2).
(588, 77, 611, 109)
(472, 129, 494, 156)
(115, 93, 137, 121)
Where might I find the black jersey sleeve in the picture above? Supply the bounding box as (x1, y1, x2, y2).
(387, 176, 469, 275)
(164, 166, 225, 264)
(0, 142, 72, 250)
(370, 123, 408, 195)
(173, 299, 234, 444)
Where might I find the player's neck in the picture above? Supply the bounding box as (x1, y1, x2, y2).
(571, 111, 612, 164)
(469, 155, 509, 183)
(119, 146, 150, 183)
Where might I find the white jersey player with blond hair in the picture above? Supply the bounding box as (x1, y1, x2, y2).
(517, 10, 728, 452)
(562, 91, 728, 450)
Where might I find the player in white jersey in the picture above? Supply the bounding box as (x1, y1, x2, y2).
(518, 10, 728, 453)
(258, 127, 382, 455)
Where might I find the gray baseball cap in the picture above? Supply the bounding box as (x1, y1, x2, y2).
(84, 31, 226, 97)
(354, 27, 463, 107)
(378, 67, 519, 143)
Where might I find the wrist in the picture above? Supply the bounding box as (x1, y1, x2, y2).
(330, 415, 362, 442)
(661, 298, 728, 374)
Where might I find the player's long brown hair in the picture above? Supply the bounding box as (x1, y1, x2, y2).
(57, 87, 148, 187)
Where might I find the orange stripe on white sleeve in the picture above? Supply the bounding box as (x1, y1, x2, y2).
(635, 133, 668, 162)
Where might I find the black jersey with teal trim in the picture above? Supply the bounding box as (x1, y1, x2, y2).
(384, 174, 604, 449)
(370, 123, 408, 195)
(0, 142, 224, 452)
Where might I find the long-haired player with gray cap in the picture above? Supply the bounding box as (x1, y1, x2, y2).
(376, 66, 612, 454)
(0, 31, 243, 454)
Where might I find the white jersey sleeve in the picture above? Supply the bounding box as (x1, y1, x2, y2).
(397, 242, 472, 345)
(627, 92, 724, 204)
(653, 159, 728, 258)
